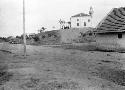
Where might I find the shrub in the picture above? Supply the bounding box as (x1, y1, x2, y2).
(33, 36, 40, 42)
(0, 64, 13, 85)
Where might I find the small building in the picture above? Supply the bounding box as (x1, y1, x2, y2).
(28, 33, 36, 39)
(95, 7, 125, 52)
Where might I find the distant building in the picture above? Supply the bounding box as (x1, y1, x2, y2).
(58, 7, 94, 29)
(70, 13, 91, 28)
(70, 7, 94, 28)
(28, 33, 36, 38)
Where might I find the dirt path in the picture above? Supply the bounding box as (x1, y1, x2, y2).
(0, 44, 125, 90)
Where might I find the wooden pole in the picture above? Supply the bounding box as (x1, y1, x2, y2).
(23, 0, 26, 57)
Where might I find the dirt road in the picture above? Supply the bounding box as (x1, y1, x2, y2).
(0, 43, 125, 90)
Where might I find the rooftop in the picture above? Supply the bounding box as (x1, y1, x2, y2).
(71, 13, 90, 17)
(96, 7, 125, 33)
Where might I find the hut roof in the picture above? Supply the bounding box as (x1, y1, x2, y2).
(96, 7, 125, 33)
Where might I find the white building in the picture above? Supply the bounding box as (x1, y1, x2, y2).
(70, 13, 92, 28)
(58, 7, 94, 29)
(70, 7, 94, 28)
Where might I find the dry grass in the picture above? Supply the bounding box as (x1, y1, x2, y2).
(92, 66, 125, 86)
(0, 63, 13, 86)
(0, 43, 125, 90)
(20, 78, 82, 90)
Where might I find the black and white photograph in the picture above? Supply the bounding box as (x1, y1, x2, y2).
(0, 0, 125, 89)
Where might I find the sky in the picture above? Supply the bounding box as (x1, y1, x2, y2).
(0, 0, 125, 37)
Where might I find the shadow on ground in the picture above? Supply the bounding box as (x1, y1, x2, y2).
(0, 64, 13, 86)
(90, 65, 125, 86)
(52, 43, 125, 53)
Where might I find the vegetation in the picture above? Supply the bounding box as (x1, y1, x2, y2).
(76, 30, 96, 43)
(33, 35, 40, 42)
(0, 37, 8, 42)
(0, 66, 13, 85)
(38, 27, 47, 33)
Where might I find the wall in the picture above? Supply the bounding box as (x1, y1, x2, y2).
(96, 33, 125, 51)
(117, 33, 125, 48)
(71, 16, 91, 28)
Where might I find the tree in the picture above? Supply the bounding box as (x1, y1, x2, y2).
(59, 19, 66, 29)
(38, 27, 47, 33)
(33, 35, 39, 42)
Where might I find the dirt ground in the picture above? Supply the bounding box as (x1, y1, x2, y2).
(0, 43, 125, 90)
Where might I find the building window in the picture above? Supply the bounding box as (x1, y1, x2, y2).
(118, 33, 122, 39)
(88, 19, 90, 22)
(84, 22, 86, 26)
(77, 23, 79, 26)
(77, 19, 79, 21)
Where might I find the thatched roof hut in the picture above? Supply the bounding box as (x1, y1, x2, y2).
(95, 7, 125, 52)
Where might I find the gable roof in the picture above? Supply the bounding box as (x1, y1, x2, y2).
(71, 13, 90, 17)
(96, 7, 125, 33)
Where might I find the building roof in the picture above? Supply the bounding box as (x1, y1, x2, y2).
(96, 7, 125, 33)
(71, 13, 90, 17)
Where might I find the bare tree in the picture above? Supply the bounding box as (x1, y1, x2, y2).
(59, 19, 65, 29)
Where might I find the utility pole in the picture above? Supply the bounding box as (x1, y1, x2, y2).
(23, 0, 26, 57)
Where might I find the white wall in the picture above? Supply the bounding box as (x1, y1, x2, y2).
(117, 34, 125, 48)
(71, 16, 91, 28)
(96, 33, 125, 51)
